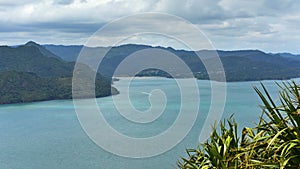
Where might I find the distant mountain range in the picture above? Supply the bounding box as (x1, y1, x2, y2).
(271, 52, 300, 61)
(0, 42, 118, 104)
(1, 41, 299, 104)
(44, 43, 300, 82)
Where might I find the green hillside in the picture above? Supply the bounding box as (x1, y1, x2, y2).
(0, 45, 73, 77)
(0, 42, 118, 104)
(45, 44, 300, 81)
(0, 71, 118, 104)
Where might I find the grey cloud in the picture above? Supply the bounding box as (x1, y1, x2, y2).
(154, 0, 228, 23)
(3, 20, 105, 35)
(201, 18, 278, 43)
(53, 0, 74, 5)
(0, 0, 38, 7)
(0, 0, 299, 53)
(262, 0, 298, 11)
(31, 22, 103, 34)
(0, 23, 33, 32)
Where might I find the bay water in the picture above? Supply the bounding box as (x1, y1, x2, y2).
(1, 77, 298, 169)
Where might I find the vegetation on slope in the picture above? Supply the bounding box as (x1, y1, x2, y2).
(0, 45, 74, 77)
(45, 44, 300, 81)
(0, 42, 118, 104)
(178, 81, 300, 168)
(0, 71, 118, 104)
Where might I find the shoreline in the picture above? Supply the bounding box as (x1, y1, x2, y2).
(113, 75, 300, 83)
(1, 77, 300, 106)
(0, 88, 119, 106)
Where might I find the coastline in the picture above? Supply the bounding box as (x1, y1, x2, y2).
(113, 75, 300, 83)
(2, 76, 300, 105)
(0, 87, 119, 105)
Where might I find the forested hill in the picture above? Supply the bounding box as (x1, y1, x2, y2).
(44, 44, 300, 81)
(0, 71, 118, 104)
(0, 43, 73, 77)
(0, 42, 118, 104)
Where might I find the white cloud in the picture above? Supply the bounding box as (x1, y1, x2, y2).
(0, 0, 299, 53)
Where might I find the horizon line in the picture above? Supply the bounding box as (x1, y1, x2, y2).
(3, 41, 300, 55)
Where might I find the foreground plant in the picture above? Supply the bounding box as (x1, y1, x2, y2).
(178, 81, 300, 169)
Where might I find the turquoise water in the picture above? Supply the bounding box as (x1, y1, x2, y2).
(0, 78, 299, 169)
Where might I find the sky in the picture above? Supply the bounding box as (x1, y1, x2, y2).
(0, 0, 299, 53)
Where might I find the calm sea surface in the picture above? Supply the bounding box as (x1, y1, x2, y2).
(1, 77, 299, 169)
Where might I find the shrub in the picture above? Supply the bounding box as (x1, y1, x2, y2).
(178, 81, 300, 169)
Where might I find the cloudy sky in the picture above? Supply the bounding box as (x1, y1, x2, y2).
(0, 0, 299, 53)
